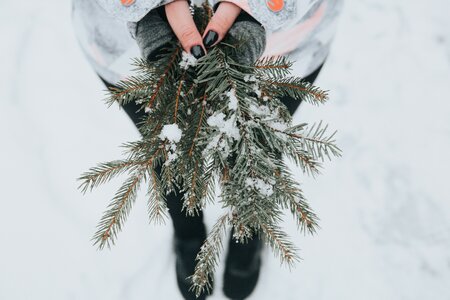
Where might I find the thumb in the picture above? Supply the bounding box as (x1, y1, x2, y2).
(202, 2, 241, 48)
(165, 0, 205, 58)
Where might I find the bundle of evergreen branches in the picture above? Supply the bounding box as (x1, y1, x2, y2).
(78, 4, 341, 296)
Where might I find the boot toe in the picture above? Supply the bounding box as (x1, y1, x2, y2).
(223, 234, 263, 299)
(173, 236, 214, 300)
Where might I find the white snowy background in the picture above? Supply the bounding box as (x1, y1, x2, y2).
(1, 0, 450, 299)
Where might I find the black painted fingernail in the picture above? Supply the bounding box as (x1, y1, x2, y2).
(190, 45, 205, 59)
(203, 30, 218, 48)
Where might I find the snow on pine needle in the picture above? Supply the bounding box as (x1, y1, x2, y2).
(78, 6, 341, 298)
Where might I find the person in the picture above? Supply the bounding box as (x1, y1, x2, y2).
(72, 0, 343, 299)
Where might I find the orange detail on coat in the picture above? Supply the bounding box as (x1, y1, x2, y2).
(121, 0, 135, 6)
(262, 3, 327, 58)
(266, 0, 284, 12)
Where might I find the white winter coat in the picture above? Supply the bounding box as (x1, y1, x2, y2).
(72, 0, 343, 84)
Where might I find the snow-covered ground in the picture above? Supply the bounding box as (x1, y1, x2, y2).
(1, 0, 450, 299)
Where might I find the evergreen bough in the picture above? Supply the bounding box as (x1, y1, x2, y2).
(78, 4, 341, 297)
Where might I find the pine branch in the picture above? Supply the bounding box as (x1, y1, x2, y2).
(254, 56, 293, 78)
(80, 4, 341, 293)
(145, 47, 181, 111)
(288, 194, 320, 235)
(189, 213, 229, 297)
(146, 165, 168, 225)
(189, 93, 207, 156)
(264, 121, 342, 161)
(92, 167, 147, 249)
(287, 121, 342, 161)
(173, 73, 185, 123)
(184, 162, 201, 216)
(78, 160, 142, 194)
(106, 75, 156, 107)
(264, 77, 329, 105)
(260, 223, 300, 267)
(131, 57, 157, 74)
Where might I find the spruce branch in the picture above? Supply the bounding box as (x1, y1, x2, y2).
(92, 167, 147, 249)
(189, 213, 229, 297)
(78, 160, 143, 194)
(286, 121, 342, 161)
(264, 77, 329, 105)
(254, 55, 293, 78)
(145, 47, 181, 111)
(260, 223, 300, 267)
(146, 165, 168, 225)
(78, 4, 341, 295)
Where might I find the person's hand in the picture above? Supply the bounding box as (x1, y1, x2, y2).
(136, 0, 265, 64)
(205, 4, 266, 65)
(165, 0, 242, 58)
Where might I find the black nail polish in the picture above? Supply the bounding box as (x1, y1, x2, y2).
(203, 30, 218, 48)
(190, 45, 205, 59)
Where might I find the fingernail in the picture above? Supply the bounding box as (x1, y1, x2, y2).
(203, 30, 218, 48)
(190, 45, 205, 59)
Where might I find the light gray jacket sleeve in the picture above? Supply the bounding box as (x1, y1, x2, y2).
(95, 0, 175, 22)
(214, 0, 320, 32)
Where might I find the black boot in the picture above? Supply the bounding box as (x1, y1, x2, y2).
(173, 233, 213, 300)
(223, 230, 263, 300)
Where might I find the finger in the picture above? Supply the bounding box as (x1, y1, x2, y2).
(202, 2, 241, 48)
(165, 0, 205, 58)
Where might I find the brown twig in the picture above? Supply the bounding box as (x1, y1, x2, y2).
(146, 48, 180, 110)
(189, 92, 207, 156)
(174, 73, 185, 123)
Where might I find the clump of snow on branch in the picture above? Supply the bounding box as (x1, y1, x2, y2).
(244, 74, 257, 82)
(248, 103, 289, 139)
(159, 123, 182, 143)
(245, 177, 274, 197)
(179, 51, 198, 70)
(252, 84, 262, 98)
(158, 123, 183, 165)
(243, 74, 261, 97)
(226, 89, 238, 110)
(249, 103, 271, 116)
(266, 120, 288, 131)
(206, 112, 240, 140)
(203, 112, 241, 159)
(203, 134, 229, 158)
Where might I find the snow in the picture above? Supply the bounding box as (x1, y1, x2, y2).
(249, 103, 272, 116)
(247, 102, 289, 133)
(179, 51, 198, 70)
(206, 112, 240, 140)
(245, 177, 274, 197)
(204, 111, 240, 158)
(244, 74, 257, 82)
(252, 84, 262, 98)
(203, 134, 230, 157)
(266, 120, 288, 131)
(206, 112, 226, 127)
(158, 124, 182, 165)
(1, 0, 450, 299)
(158, 123, 182, 143)
(226, 89, 238, 110)
(243, 74, 261, 97)
(166, 151, 178, 164)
